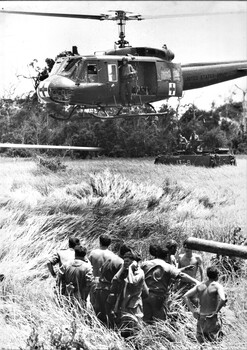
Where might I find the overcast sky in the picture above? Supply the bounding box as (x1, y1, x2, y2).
(1, 1, 247, 110)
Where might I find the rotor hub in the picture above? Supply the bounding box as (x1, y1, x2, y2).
(106, 10, 142, 48)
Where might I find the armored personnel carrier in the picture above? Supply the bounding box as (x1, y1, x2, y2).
(154, 145, 236, 167)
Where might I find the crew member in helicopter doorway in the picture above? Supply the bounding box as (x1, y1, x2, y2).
(119, 57, 137, 106)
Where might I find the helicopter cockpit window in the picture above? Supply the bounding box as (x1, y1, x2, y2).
(107, 64, 117, 82)
(57, 57, 82, 81)
(49, 59, 63, 76)
(87, 64, 98, 83)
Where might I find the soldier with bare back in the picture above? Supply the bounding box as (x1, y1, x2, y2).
(183, 266, 226, 344)
(89, 234, 118, 278)
(89, 234, 117, 308)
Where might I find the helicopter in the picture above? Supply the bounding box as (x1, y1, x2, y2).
(1, 8, 247, 121)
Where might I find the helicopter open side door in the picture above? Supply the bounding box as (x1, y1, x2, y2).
(134, 61, 157, 96)
(114, 59, 158, 105)
(156, 62, 183, 98)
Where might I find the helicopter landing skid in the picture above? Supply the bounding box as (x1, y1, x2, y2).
(86, 104, 167, 119)
(47, 104, 168, 120)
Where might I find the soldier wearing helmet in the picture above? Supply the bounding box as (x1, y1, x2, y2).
(119, 56, 137, 106)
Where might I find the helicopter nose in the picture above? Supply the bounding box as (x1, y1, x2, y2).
(40, 76, 75, 103)
(37, 76, 75, 103)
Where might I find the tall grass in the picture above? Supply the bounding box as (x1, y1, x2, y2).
(0, 156, 246, 349)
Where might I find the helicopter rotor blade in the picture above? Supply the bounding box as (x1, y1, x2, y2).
(143, 10, 246, 20)
(0, 9, 108, 20)
(0, 9, 144, 21)
(1, 8, 245, 21)
(0, 143, 102, 151)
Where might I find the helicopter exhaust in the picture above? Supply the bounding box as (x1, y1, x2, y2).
(72, 46, 79, 55)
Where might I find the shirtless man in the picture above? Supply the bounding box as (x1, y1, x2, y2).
(89, 234, 116, 278)
(183, 266, 226, 344)
(89, 234, 117, 310)
(177, 247, 203, 305)
(178, 247, 203, 281)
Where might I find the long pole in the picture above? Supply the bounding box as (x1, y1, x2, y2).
(184, 237, 247, 259)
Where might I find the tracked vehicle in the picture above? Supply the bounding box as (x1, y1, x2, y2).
(154, 146, 236, 167)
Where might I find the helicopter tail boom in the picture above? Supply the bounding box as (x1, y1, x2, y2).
(182, 60, 247, 90)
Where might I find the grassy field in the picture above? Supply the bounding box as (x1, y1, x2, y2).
(0, 156, 246, 349)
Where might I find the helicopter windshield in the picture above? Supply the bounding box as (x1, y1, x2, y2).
(50, 57, 83, 82)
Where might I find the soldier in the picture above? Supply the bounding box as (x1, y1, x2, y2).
(149, 243, 160, 258)
(183, 266, 226, 344)
(142, 246, 198, 323)
(89, 234, 116, 278)
(63, 245, 93, 306)
(178, 247, 203, 282)
(108, 251, 146, 337)
(93, 245, 125, 325)
(37, 58, 54, 86)
(178, 133, 189, 150)
(89, 234, 117, 309)
(119, 57, 137, 106)
(189, 131, 200, 152)
(189, 130, 199, 142)
(47, 236, 80, 295)
(176, 247, 203, 306)
(166, 239, 178, 266)
(45, 58, 55, 73)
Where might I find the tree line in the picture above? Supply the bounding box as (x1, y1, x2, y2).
(0, 94, 246, 158)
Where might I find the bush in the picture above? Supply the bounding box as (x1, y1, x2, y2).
(210, 227, 246, 280)
(201, 128, 228, 149)
(35, 155, 67, 172)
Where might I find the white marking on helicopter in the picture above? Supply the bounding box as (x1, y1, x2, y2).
(38, 81, 50, 98)
(169, 82, 176, 96)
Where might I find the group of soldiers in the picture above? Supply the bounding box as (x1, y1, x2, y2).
(178, 131, 201, 152)
(47, 235, 226, 344)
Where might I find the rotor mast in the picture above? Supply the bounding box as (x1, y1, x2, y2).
(110, 10, 142, 48)
(115, 10, 129, 48)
